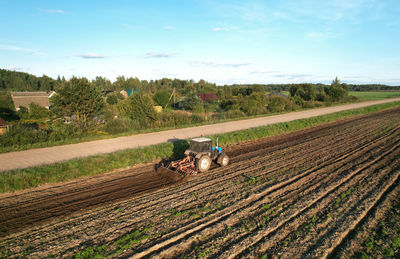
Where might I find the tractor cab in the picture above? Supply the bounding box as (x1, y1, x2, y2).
(188, 137, 212, 153)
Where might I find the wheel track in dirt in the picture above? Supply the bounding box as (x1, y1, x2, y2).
(245, 141, 400, 258)
(0, 107, 398, 258)
(217, 137, 400, 258)
(322, 161, 400, 258)
(200, 132, 397, 257)
(131, 122, 400, 258)
(119, 115, 389, 240)
(327, 176, 400, 258)
(1, 110, 390, 237)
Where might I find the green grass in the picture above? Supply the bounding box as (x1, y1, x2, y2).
(349, 91, 400, 101)
(2, 93, 395, 154)
(1, 101, 399, 193)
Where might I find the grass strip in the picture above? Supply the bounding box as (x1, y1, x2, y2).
(3, 97, 397, 154)
(1, 101, 399, 193)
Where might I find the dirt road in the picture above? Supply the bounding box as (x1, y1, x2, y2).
(1, 107, 400, 258)
(1, 98, 399, 172)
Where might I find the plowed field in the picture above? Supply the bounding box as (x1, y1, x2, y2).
(1, 107, 400, 258)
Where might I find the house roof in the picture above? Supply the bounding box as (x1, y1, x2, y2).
(0, 117, 8, 127)
(120, 89, 139, 98)
(11, 92, 50, 109)
(197, 94, 219, 102)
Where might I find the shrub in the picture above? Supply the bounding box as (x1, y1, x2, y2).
(106, 94, 118, 105)
(225, 109, 246, 119)
(191, 114, 205, 123)
(153, 90, 171, 108)
(0, 124, 48, 146)
(103, 118, 133, 134)
(268, 97, 287, 112)
(28, 103, 49, 119)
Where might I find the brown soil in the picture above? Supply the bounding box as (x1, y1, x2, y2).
(1, 106, 400, 258)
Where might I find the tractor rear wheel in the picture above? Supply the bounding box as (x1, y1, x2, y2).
(217, 153, 229, 167)
(197, 156, 211, 172)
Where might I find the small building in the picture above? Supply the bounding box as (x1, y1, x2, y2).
(48, 91, 57, 99)
(0, 117, 8, 135)
(11, 92, 50, 111)
(120, 89, 139, 98)
(197, 94, 219, 102)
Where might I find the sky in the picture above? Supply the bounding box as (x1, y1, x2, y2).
(1, 0, 399, 85)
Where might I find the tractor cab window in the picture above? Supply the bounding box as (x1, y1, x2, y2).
(190, 140, 211, 153)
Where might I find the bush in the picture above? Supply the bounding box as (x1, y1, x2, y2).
(0, 124, 48, 146)
(268, 97, 287, 112)
(191, 114, 205, 123)
(103, 118, 133, 134)
(48, 122, 85, 141)
(28, 103, 49, 119)
(225, 109, 246, 119)
(153, 90, 171, 108)
(106, 94, 118, 105)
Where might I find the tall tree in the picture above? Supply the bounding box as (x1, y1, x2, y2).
(119, 93, 158, 124)
(51, 77, 104, 126)
(327, 77, 348, 102)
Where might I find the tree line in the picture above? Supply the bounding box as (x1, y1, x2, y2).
(0, 69, 375, 149)
(1, 69, 399, 93)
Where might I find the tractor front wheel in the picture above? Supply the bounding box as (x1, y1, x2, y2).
(197, 156, 211, 172)
(217, 153, 229, 167)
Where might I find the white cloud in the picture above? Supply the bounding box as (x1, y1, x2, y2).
(121, 24, 137, 30)
(143, 52, 176, 58)
(37, 8, 66, 14)
(7, 66, 22, 71)
(70, 53, 108, 59)
(272, 73, 313, 80)
(305, 31, 337, 41)
(212, 27, 229, 32)
(189, 61, 252, 68)
(0, 44, 45, 56)
(250, 70, 279, 75)
(164, 25, 176, 30)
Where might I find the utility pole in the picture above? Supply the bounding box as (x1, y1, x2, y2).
(173, 87, 175, 108)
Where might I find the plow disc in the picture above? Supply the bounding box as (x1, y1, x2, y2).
(156, 156, 197, 183)
(156, 167, 187, 182)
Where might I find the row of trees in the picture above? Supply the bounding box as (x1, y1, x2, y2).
(1, 73, 355, 147)
(2, 69, 400, 93)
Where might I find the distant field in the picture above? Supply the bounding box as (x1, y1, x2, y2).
(350, 91, 400, 100)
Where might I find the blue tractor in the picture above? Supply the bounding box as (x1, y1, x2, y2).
(157, 137, 229, 182)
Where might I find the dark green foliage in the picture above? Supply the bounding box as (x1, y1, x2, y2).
(103, 118, 133, 134)
(51, 77, 105, 127)
(0, 124, 47, 146)
(0, 121, 86, 147)
(0, 92, 18, 121)
(0, 69, 56, 91)
(92, 76, 112, 92)
(190, 114, 205, 123)
(16, 106, 29, 120)
(27, 103, 49, 119)
(240, 98, 267, 115)
(106, 94, 118, 105)
(2, 101, 398, 193)
(153, 90, 171, 108)
(158, 111, 192, 126)
(124, 93, 158, 124)
(179, 94, 203, 111)
(268, 96, 288, 112)
(289, 78, 350, 104)
(327, 77, 348, 102)
(289, 84, 316, 101)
